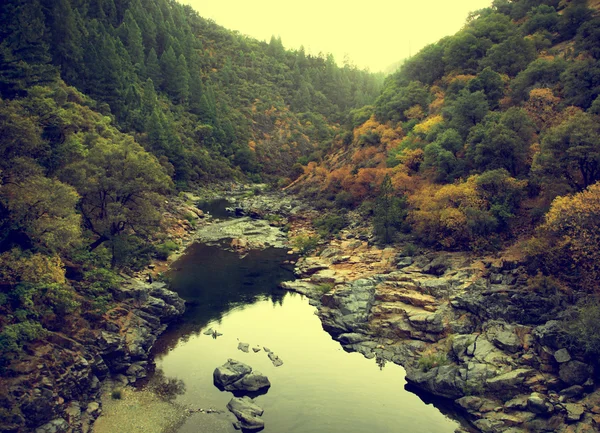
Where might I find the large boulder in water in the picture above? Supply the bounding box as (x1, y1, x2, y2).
(213, 359, 270, 393)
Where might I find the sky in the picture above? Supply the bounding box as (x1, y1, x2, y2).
(181, 0, 493, 73)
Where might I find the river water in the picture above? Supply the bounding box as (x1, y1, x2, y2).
(150, 241, 462, 433)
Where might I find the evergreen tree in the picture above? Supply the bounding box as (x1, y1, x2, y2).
(373, 175, 408, 244)
(145, 47, 162, 86)
(175, 54, 190, 103)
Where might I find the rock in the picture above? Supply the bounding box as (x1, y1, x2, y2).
(397, 257, 413, 268)
(238, 342, 250, 353)
(491, 327, 522, 354)
(268, 352, 283, 367)
(252, 347, 261, 353)
(564, 403, 585, 422)
(527, 392, 553, 414)
(86, 402, 101, 417)
(422, 256, 449, 276)
(554, 348, 571, 364)
(533, 320, 564, 348)
(337, 333, 369, 345)
(489, 273, 504, 284)
(559, 385, 584, 400)
(126, 362, 147, 379)
(486, 369, 534, 398)
(559, 361, 593, 386)
(35, 418, 69, 433)
(226, 372, 271, 393)
(213, 359, 270, 393)
(227, 396, 265, 431)
(213, 359, 252, 388)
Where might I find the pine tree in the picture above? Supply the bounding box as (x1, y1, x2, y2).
(145, 48, 161, 86)
(122, 10, 144, 70)
(373, 175, 408, 244)
(159, 45, 177, 95)
(175, 54, 190, 103)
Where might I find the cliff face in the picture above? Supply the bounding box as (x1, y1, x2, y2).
(0, 281, 185, 433)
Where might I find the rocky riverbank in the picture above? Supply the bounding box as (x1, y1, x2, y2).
(1, 280, 185, 433)
(281, 226, 600, 433)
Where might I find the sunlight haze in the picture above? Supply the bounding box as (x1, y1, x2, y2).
(182, 0, 493, 72)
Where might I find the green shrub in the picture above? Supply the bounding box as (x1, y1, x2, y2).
(316, 283, 334, 293)
(155, 241, 179, 261)
(417, 353, 449, 372)
(83, 268, 122, 295)
(562, 299, 600, 358)
(0, 321, 47, 355)
(401, 243, 418, 257)
(314, 214, 348, 238)
(290, 235, 320, 255)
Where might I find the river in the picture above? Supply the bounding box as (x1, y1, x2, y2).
(147, 239, 463, 433)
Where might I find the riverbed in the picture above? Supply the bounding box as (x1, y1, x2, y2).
(147, 241, 462, 433)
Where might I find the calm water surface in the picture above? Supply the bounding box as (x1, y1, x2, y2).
(152, 243, 461, 433)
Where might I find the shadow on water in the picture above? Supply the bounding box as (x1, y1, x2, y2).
(151, 242, 295, 357)
(197, 198, 234, 219)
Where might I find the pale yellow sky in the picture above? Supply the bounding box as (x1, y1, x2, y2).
(182, 0, 493, 72)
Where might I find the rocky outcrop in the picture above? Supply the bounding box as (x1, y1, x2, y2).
(0, 281, 185, 433)
(282, 233, 600, 433)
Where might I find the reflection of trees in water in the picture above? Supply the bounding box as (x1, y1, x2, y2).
(149, 368, 186, 401)
(376, 356, 387, 370)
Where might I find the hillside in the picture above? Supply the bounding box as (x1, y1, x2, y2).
(291, 0, 600, 288)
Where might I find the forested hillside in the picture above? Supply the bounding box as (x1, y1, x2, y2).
(293, 0, 600, 291)
(0, 0, 381, 389)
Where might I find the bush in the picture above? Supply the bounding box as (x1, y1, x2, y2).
(0, 321, 47, 356)
(314, 214, 348, 238)
(290, 235, 320, 255)
(155, 241, 179, 261)
(562, 299, 600, 358)
(316, 283, 334, 294)
(417, 353, 449, 372)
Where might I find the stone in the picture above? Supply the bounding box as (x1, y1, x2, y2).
(126, 362, 147, 379)
(564, 403, 585, 422)
(213, 359, 252, 388)
(268, 352, 283, 367)
(337, 333, 369, 345)
(238, 342, 250, 353)
(422, 256, 449, 276)
(554, 348, 571, 364)
(213, 359, 270, 393)
(486, 369, 534, 397)
(226, 372, 271, 393)
(252, 347, 261, 353)
(35, 418, 69, 433)
(227, 396, 264, 431)
(527, 392, 553, 414)
(86, 402, 101, 417)
(559, 361, 593, 386)
(397, 257, 413, 268)
(559, 385, 584, 400)
(492, 329, 521, 353)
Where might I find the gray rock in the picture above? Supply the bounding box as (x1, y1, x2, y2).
(35, 418, 69, 433)
(214, 359, 271, 393)
(86, 402, 101, 417)
(554, 348, 571, 364)
(527, 392, 553, 414)
(564, 403, 584, 422)
(226, 372, 271, 393)
(559, 360, 593, 386)
(489, 273, 504, 284)
(397, 257, 413, 268)
(559, 385, 584, 399)
(267, 352, 283, 367)
(227, 396, 265, 431)
(238, 342, 250, 353)
(213, 359, 252, 388)
(126, 362, 147, 379)
(486, 369, 534, 398)
(252, 347, 261, 353)
(492, 329, 521, 353)
(337, 333, 369, 345)
(422, 256, 449, 276)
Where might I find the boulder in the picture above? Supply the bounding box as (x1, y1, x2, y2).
(559, 361, 593, 386)
(213, 359, 252, 388)
(564, 403, 585, 422)
(422, 256, 449, 276)
(554, 348, 571, 364)
(527, 392, 553, 414)
(35, 419, 69, 433)
(213, 359, 270, 393)
(227, 396, 265, 431)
